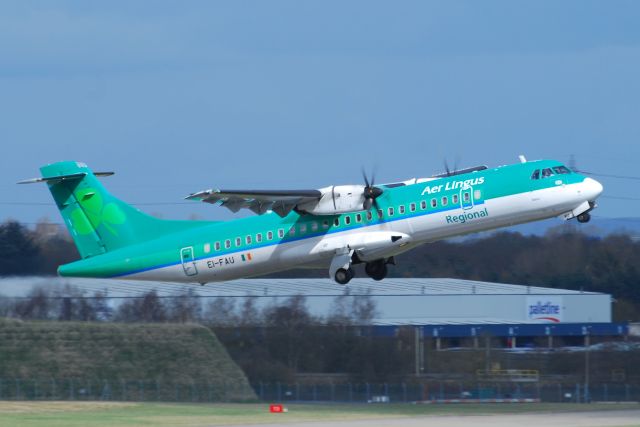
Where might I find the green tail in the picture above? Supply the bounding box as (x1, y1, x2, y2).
(41, 161, 209, 259)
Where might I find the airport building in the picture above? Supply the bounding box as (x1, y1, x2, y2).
(0, 276, 628, 346)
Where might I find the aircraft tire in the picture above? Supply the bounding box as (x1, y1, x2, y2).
(335, 268, 352, 285)
(365, 260, 387, 280)
(577, 212, 591, 223)
(371, 264, 387, 281)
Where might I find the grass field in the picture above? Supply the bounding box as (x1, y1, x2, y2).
(0, 319, 255, 401)
(0, 401, 638, 427)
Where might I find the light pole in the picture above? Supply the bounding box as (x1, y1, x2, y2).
(584, 331, 590, 403)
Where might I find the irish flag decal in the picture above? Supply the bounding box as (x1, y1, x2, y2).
(241, 253, 253, 262)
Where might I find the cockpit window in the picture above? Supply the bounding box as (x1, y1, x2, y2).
(552, 166, 571, 174)
(542, 168, 553, 178)
(531, 170, 540, 180)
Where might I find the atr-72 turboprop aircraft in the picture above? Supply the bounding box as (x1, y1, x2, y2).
(20, 157, 603, 285)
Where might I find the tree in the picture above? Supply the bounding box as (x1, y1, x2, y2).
(0, 221, 40, 275)
(167, 289, 202, 323)
(203, 297, 238, 327)
(114, 291, 167, 322)
(13, 288, 53, 320)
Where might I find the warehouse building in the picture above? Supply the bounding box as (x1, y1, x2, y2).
(0, 276, 628, 346)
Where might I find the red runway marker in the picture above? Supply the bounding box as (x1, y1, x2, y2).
(269, 404, 284, 413)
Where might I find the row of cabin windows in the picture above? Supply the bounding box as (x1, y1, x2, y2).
(202, 190, 482, 253)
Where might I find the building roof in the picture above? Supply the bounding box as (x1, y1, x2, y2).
(0, 276, 612, 327)
(0, 276, 604, 299)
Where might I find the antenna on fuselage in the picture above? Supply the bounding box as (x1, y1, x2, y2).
(518, 155, 527, 163)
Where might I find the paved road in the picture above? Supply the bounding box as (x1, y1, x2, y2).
(231, 410, 640, 427)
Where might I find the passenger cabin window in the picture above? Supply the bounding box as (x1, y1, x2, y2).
(256, 233, 262, 243)
(235, 237, 241, 247)
(345, 216, 351, 225)
(542, 168, 553, 178)
(300, 224, 307, 233)
(410, 203, 416, 212)
(553, 166, 571, 174)
(377, 209, 383, 219)
(474, 190, 482, 200)
(289, 228, 295, 237)
(204, 243, 210, 253)
(225, 239, 231, 249)
(267, 231, 273, 240)
(278, 229, 284, 238)
(431, 199, 437, 208)
(531, 170, 540, 180)
(334, 218, 340, 226)
(452, 194, 459, 205)
(322, 220, 329, 229)
(355, 213, 362, 223)
(246, 235, 252, 245)
(366, 211, 373, 221)
(215, 242, 221, 251)
(441, 196, 448, 206)
(421, 200, 427, 210)
(388, 207, 394, 216)
(399, 205, 405, 214)
(311, 222, 318, 232)
(464, 192, 471, 202)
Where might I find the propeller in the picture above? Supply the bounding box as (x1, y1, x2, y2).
(442, 155, 461, 177)
(362, 168, 383, 211)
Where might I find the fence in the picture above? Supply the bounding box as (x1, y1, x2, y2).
(0, 379, 249, 402)
(0, 379, 638, 403)
(254, 382, 640, 403)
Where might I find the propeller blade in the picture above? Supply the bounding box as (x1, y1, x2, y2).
(361, 167, 370, 188)
(363, 198, 373, 211)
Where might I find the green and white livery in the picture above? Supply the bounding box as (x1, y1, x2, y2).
(21, 157, 603, 284)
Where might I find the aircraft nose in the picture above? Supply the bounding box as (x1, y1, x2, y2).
(583, 177, 603, 200)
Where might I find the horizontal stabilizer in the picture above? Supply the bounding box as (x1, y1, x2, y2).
(18, 171, 113, 184)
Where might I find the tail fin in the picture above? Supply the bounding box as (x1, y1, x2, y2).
(24, 161, 206, 259)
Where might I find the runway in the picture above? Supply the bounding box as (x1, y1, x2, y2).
(234, 409, 640, 427)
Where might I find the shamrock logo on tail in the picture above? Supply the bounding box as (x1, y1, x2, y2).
(70, 188, 126, 235)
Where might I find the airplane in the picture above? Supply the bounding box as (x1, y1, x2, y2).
(20, 157, 603, 285)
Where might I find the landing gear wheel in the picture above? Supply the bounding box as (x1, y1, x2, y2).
(371, 264, 387, 281)
(334, 268, 354, 285)
(365, 260, 388, 281)
(577, 212, 591, 223)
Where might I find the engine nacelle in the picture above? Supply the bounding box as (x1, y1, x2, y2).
(351, 232, 412, 262)
(297, 185, 367, 215)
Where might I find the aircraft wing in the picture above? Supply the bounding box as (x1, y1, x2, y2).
(186, 189, 322, 217)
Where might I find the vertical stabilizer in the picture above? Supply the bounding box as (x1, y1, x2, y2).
(32, 161, 207, 259)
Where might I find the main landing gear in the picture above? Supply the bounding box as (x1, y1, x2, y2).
(577, 212, 591, 223)
(364, 259, 388, 281)
(334, 267, 355, 285)
(330, 249, 393, 285)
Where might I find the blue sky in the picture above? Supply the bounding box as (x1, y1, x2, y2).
(1, 1, 639, 225)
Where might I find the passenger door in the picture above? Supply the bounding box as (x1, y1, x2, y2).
(180, 246, 198, 277)
(460, 184, 474, 210)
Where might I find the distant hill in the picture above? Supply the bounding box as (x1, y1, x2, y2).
(478, 217, 640, 239)
(0, 319, 256, 401)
